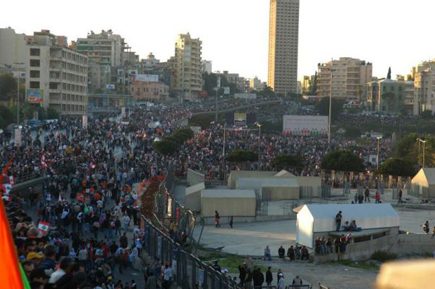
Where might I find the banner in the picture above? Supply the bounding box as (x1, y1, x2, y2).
(27, 89, 43, 104)
(234, 113, 247, 126)
(282, 115, 329, 137)
(133, 74, 159, 82)
(105, 84, 115, 90)
(82, 115, 88, 129)
(14, 129, 21, 147)
(121, 107, 126, 117)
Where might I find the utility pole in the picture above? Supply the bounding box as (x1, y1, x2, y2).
(328, 68, 334, 144)
(215, 76, 221, 122)
(376, 136, 382, 170)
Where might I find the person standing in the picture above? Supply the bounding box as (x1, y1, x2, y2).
(277, 274, 285, 289)
(266, 267, 273, 286)
(335, 210, 342, 232)
(215, 211, 220, 228)
(398, 188, 403, 204)
(364, 187, 370, 202)
(292, 276, 303, 286)
(229, 216, 234, 228)
(423, 221, 430, 234)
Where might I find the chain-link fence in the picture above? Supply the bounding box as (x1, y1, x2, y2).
(142, 216, 241, 289)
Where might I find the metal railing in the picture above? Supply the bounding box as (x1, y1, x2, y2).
(141, 216, 241, 289)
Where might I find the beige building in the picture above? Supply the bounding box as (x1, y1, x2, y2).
(413, 60, 435, 114)
(317, 57, 372, 100)
(249, 76, 265, 91)
(366, 78, 415, 115)
(130, 80, 169, 102)
(26, 30, 88, 115)
(0, 27, 27, 68)
(268, 0, 299, 96)
(170, 33, 202, 101)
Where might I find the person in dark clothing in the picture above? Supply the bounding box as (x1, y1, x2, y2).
(244, 268, 253, 289)
(253, 267, 264, 288)
(364, 188, 370, 202)
(238, 263, 247, 286)
(229, 216, 234, 228)
(398, 189, 403, 204)
(212, 261, 221, 273)
(335, 210, 342, 232)
(287, 245, 295, 261)
(334, 237, 341, 254)
(278, 246, 285, 259)
(266, 266, 273, 286)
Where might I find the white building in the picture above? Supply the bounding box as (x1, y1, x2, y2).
(26, 30, 88, 116)
(0, 27, 27, 68)
(201, 60, 212, 74)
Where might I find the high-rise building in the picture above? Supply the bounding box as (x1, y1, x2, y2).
(317, 57, 372, 100)
(0, 27, 27, 69)
(26, 30, 88, 115)
(268, 0, 299, 96)
(201, 60, 212, 74)
(249, 77, 265, 91)
(414, 60, 435, 114)
(170, 33, 202, 101)
(76, 30, 129, 93)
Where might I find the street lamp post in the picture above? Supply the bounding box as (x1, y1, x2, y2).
(328, 68, 334, 144)
(215, 76, 221, 122)
(417, 138, 427, 167)
(223, 124, 227, 180)
(376, 136, 382, 170)
(255, 122, 262, 162)
(13, 62, 24, 125)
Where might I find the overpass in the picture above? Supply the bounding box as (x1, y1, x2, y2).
(192, 99, 282, 117)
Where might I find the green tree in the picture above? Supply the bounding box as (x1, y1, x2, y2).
(47, 108, 59, 119)
(227, 150, 258, 163)
(172, 127, 194, 143)
(258, 86, 276, 98)
(152, 139, 179, 156)
(0, 74, 17, 101)
(395, 133, 435, 167)
(376, 158, 417, 177)
(421, 110, 433, 119)
(272, 154, 304, 170)
(321, 150, 365, 172)
(315, 98, 343, 121)
(0, 105, 14, 129)
(381, 92, 397, 113)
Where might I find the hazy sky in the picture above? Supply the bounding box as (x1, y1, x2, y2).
(2, 0, 435, 81)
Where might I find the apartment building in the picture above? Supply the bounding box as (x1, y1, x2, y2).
(130, 80, 169, 102)
(249, 77, 265, 91)
(317, 57, 372, 100)
(26, 30, 88, 116)
(201, 60, 212, 74)
(170, 33, 202, 101)
(0, 27, 27, 68)
(366, 78, 414, 115)
(414, 60, 435, 114)
(268, 0, 299, 96)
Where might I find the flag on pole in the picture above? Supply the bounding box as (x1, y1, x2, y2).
(37, 222, 50, 235)
(0, 159, 31, 289)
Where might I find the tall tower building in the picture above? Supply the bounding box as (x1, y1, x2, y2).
(170, 33, 202, 101)
(268, 0, 300, 96)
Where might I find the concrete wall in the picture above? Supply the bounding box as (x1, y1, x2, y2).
(314, 230, 435, 262)
(263, 186, 299, 200)
(201, 197, 256, 217)
(228, 171, 276, 189)
(187, 169, 205, 187)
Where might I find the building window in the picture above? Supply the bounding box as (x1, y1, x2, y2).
(30, 59, 40, 67)
(30, 70, 40, 78)
(30, 48, 40, 56)
(29, 81, 40, 89)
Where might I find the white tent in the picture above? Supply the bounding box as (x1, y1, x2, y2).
(296, 204, 400, 248)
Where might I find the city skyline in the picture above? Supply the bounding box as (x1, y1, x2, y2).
(2, 0, 435, 81)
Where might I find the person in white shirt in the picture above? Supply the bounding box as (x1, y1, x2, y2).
(163, 263, 173, 289)
(48, 257, 72, 284)
(278, 276, 285, 289)
(123, 214, 131, 232)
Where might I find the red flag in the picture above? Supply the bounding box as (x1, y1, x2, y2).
(0, 159, 30, 288)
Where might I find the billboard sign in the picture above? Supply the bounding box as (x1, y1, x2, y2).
(82, 115, 88, 129)
(106, 84, 115, 90)
(134, 74, 159, 82)
(283, 115, 328, 137)
(27, 89, 43, 104)
(234, 113, 247, 126)
(223, 87, 230, 95)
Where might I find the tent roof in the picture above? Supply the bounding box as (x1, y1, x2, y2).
(185, 182, 205, 196)
(301, 204, 399, 220)
(275, 170, 296, 178)
(201, 189, 256, 199)
(421, 168, 435, 184)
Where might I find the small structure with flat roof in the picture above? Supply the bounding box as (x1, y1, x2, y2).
(296, 203, 400, 248)
(200, 189, 256, 218)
